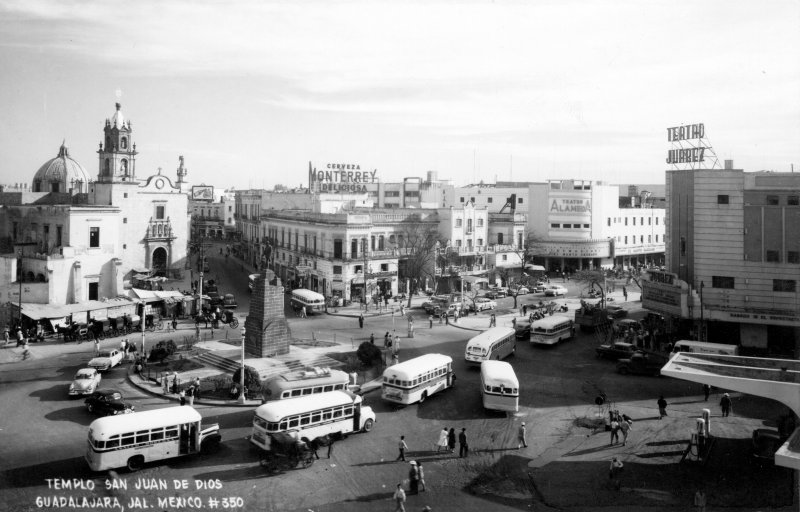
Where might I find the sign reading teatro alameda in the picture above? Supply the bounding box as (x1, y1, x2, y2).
(550, 198, 591, 214)
(308, 161, 378, 193)
(666, 123, 720, 170)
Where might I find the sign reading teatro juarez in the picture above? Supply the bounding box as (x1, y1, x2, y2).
(308, 161, 378, 193)
(666, 123, 709, 166)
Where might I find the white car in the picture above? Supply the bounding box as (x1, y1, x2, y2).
(69, 368, 102, 397)
(88, 349, 124, 372)
(544, 285, 568, 297)
(515, 287, 530, 295)
(471, 297, 497, 312)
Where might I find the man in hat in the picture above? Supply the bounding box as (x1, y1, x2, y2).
(720, 393, 732, 417)
(518, 422, 528, 449)
(408, 461, 419, 494)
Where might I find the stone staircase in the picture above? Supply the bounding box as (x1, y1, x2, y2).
(195, 347, 344, 381)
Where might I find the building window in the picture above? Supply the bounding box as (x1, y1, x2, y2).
(640, 235, 644, 243)
(624, 236, 628, 244)
(648, 218, 652, 225)
(648, 235, 652, 243)
(455, 218, 462, 227)
(788, 196, 799, 206)
(123, 193, 128, 198)
(632, 218, 636, 226)
(56, 226, 62, 246)
(655, 235, 659, 242)
(487, 197, 493, 203)
(502, 254, 507, 261)
(333, 265, 342, 275)
(624, 218, 628, 226)
(766, 195, 779, 205)
(123, 244, 126, 249)
(477, 238, 483, 246)
(518, 198, 523, 204)
(563, 224, 571, 228)
(773, 279, 796, 293)
(354, 265, 362, 273)
(470, 197, 475, 203)
(89, 227, 100, 248)
(123, 218, 127, 224)
(712, 276, 735, 289)
(607, 218, 611, 226)
(680, 237, 686, 256)
(460, 197, 464, 203)
(717, 195, 729, 204)
(766, 250, 781, 262)
(155, 206, 165, 219)
(455, 239, 462, 247)
(497, 233, 504, 244)
(788, 251, 799, 264)
(381, 263, 389, 271)
(477, 218, 484, 227)
(583, 224, 589, 228)
(88, 282, 99, 301)
(550, 223, 560, 228)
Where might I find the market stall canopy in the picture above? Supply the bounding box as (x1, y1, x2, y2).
(18, 297, 139, 323)
(132, 268, 151, 274)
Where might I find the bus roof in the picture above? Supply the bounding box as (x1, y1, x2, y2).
(88, 406, 202, 440)
(291, 289, 325, 303)
(269, 368, 349, 384)
(467, 327, 515, 349)
(254, 390, 359, 422)
(480, 360, 519, 387)
(532, 316, 573, 329)
(382, 353, 452, 380)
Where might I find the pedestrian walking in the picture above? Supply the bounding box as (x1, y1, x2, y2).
(358, 313, 364, 329)
(408, 461, 419, 494)
(179, 389, 186, 406)
(194, 377, 201, 400)
(523, 305, 528, 316)
(517, 422, 528, 449)
(393, 484, 406, 512)
(171, 317, 178, 331)
(327, 434, 336, 459)
(657, 395, 668, 419)
(720, 393, 732, 417)
(393, 335, 400, 354)
(703, 384, 710, 401)
(448, 428, 456, 453)
(370, 333, 375, 345)
(120, 339, 127, 353)
(436, 428, 448, 452)
(384, 331, 391, 347)
(186, 385, 195, 406)
(609, 457, 624, 487)
(619, 417, 631, 445)
(694, 489, 707, 512)
(392, 353, 400, 366)
(458, 428, 469, 458)
(396, 436, 409, 461)
(417, 461, 426, 492)
(445, 314, 449, 325)
(399, 304, 405, 316)
(3, 325, 9, 345)
(429, 315, 433, 328)
(511, 317, 516, 329)
(610, 416, 620, 445)
(519, 306, 523, 316)
(94, 338, 100, 356)
(623, 286, 628, 301)
(195, 323, 201, 341)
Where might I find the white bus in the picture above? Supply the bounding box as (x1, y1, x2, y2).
(290, 288, 326, 315)
(480, 360, 519, 413)
(530, 317, 575, 346)
(465, 327, 517, 365)
(381, 354, 455, 405)
(261, 367, 351, 401)
(250, 391, 375, 451)
(672, 340, 739, 356)
(85, 406, 221, 471)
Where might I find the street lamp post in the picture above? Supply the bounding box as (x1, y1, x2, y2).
(362, 239, 369, 311)
(699, 281, 705, 341)
(238, 326, 246, 404)
(17, 249, 23, 328)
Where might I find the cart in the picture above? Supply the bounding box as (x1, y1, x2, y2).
(259, 432, 316, 472)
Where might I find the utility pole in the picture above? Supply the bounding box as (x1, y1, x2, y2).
(17, 249, 23, 328)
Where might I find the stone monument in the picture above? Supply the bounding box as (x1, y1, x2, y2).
(244, 269, 292, 357)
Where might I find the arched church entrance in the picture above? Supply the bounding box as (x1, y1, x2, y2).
(152, 247, 168, 276)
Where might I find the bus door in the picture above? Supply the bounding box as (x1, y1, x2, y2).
(180, 422, 199, 454)
(180, 424, 190, 454)
(446, 363, 455, 387)
(353, 402, 361, 432)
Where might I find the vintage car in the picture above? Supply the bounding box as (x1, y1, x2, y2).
(616, 352, 667, 376)
(485, 288, 508, 299)
(85, 389, 135, 416)
(69, 368, 102, 397)
(605, 305, 628, 319)
(595, 342, 639, 360)
(222, 293, 238, 309)
(470, 297, 497, 312)
(515, 286, 530, 295)
(544, 285, 568, 297)
(532, 281, 547, 292)
(88, 349, 124, 372)
(514, 320, 532, 340)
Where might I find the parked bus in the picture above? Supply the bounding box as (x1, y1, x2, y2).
(530, 317, 575, 346)
(85, 406, 221, 471)
(250, 391, 375, 451)
(261, 367, 351, 401)
(381, 354, 455, 405)
(465, 327, 516, 365)
(480, 360, 519, 413)
(672, 340, 739, 356)
(290, 289, 326, 315)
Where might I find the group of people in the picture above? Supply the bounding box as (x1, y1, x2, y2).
(609, 411, 633, 446)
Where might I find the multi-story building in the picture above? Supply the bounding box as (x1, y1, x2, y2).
(190, 188, 236, 239)
(434, 203, 490, 292)
(642, 161, 800, 356)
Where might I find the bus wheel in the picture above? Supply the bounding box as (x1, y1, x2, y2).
(127, 455, 144, 472)
(362, 419, 374, 432)
(419, 391, 428, 403)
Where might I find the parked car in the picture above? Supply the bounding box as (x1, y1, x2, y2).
(532, 282, 547, 293)
(544, 285, 568, 297)
(485, 288, 507, 299)
(514, 320, 532, 339)
(595, 342, 639, 360)
(69, 368, 102, 397)
(222, 293, 238, 309)
(88, 350, 124, 372)
(434, 303, 465, 317)
(515, 287, 530, 295)
(606, 305, 628, 319)
(616, 352, 667, 376)
(470, 297, 497, 312)
(422, 301, 437, 314)
(84, 389, 135, 416)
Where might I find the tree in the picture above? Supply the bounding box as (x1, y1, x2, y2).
(233, 365, 261, 393)
(497, 231, 548, 309)
(572, 269, 609, 307)
(356, 341, 382, 367)
(395, 213, 443, 307)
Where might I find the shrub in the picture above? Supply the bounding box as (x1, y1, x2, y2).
(148, 347, 170, 363)
(232, 365, 261, 391)
(356, 342, 382, 367)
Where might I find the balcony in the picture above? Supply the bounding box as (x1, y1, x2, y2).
(445, 245, 486, 255)
(145, 219, 176, 241)
(435, 264, 488, 276)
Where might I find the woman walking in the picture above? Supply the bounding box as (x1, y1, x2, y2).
(447, 428, 456, 453)
(436, 428, 449, 452)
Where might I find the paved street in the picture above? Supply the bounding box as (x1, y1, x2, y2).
(0, 250, 794, 512)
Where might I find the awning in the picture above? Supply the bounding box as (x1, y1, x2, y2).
(132, 267, 151, 274)
(461, 276, 489, 284)
(19, 297, 139, 321)
(525, 264, 546, 272)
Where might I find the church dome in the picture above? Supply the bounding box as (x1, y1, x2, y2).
(32, 142, 91, 194)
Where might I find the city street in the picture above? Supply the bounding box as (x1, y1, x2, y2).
(0, 250, 794, 512)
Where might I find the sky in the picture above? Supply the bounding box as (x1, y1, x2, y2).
(1, 0, 799, 191)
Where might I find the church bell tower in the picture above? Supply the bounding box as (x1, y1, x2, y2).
(97, 103, 138, 183)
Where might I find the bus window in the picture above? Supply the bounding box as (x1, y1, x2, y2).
(288, 418, 299, 428)
(282, 391, 291, 398)
(313, 387, 323, 393)
(299, 414, 311, 426)
(279, 421, 288, 430)
(322, 411, 332, 420)
(302, 388, 312, 395)
(323, 385, 333, 392)
(291, 389, 302, 397)
(311, 412, 321, 423)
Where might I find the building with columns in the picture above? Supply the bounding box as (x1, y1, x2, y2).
(0, 103, 190, 326)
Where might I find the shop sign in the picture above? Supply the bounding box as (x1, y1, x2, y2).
(549, 198, 591, 214)
(540, 242, 609, 258)
(707, 309, 800, 327)
(308, 162, 378, 193)
(648, 270, 677, 286)
(641, 280, 688, 317)
(368, 270, 397, 279)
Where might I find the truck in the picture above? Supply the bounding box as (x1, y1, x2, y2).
(574, 300, 612, 332)
(616, 352, 668, 376)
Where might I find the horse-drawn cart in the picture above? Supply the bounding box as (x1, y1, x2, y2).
(259, 432, 316, 472)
